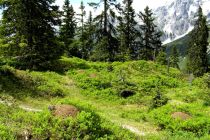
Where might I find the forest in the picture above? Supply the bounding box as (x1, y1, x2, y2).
(0, 0, 210, 139)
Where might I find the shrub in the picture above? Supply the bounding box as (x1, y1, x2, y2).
(149, 104, 210, 136)
(0, 124, 15, 139)
(151, 90, 169, 109)
(193, 73, 210, 89)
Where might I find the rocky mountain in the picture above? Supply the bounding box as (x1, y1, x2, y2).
(154, 0, 210, 44)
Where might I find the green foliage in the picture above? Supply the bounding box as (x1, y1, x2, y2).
(151, 90, 169, 108)
(165, 33, 191, 57)
(90, 37, 110, 61)
(193, 73, 210, 106)
(117, 0, 138, 59)
(60, 0, 77, 55)
(0, 124, 15, 139)
(67, 39, 82, 57)
(0, 66, 67, 98)
(138, 6, 162, 60)
(89, 0, 119, 62)
(65, 57, 181, 103)
(1, 57, 210, 139)
(193, 73, 210, 89)
(187, 7, 209, 77)
(170, 46, 180, 69)
(156, 51, 167, 65)
(0, 102, 136, 139)
(149, 104, 210, 137)
(0, 0, 63, 70)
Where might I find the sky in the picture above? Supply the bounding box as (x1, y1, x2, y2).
(55, 0, 172, 15)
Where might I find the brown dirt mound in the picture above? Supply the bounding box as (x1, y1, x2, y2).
(171, 112, 191, 120)
(49, 105, 79, 118)
(89, 73, 97, 78)
(77, 70, 85, 74)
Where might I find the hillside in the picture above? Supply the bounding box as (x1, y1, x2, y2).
(165, 26, 210, 65)
(0, 57, 210, 139)
(155, 0, 210, 42)
(165, 32, 191, 56)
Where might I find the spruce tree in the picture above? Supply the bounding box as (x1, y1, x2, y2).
(78, 1, 86, 59)
(156, 51, 167, 65)
(83, 11, 95, 59)
(188, 6, 209, 76)
(0, 0, 63, 70)
(138, 6, 162, 60)
(89, 0, 119, 61)
(118, 0, 138, 60)
(60, 0, 76, 56)
(170, 46, 179, 69)
(117, 16, 128, 61)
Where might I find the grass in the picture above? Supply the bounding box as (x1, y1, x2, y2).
(0, 57, 210, 139)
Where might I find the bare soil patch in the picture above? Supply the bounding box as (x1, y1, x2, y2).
(50, 105, 79, 118)
(89, 73, 97, 78)
(171, 112, 191, 120)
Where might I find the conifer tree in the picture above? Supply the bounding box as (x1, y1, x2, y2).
(138, 6, 162, 60)
(78, 1, 86, 39)
(60, 0, 76, 56)
(188, 6, 209, 76)
(170, 46, 179, 69)
(156, 51, 167, 65)
(89, 0, 119, 61)
(83, 11, 95, 59)
(118, 0, 138, 60)
(78, 1, 86, 59)
(0, 0, 63, 69)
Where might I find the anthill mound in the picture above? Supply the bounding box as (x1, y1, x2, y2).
(49, 105, 79, 118)
(171, 112, 191, 120)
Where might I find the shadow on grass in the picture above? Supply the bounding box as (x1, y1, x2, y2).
(0, 68, 41, 100)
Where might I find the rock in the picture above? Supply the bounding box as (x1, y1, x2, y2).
(171, 112, 191, 120)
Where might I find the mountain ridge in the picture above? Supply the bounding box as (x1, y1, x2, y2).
(154, 0, 210, 44)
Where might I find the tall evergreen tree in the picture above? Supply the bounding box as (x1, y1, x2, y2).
(138, 6, 162, 60)
(60, 0, 76, 56)
(0, 0, 63, 69)
(82, 11, 95, 59)
(118, 0, 138, 60)
(78, 1, 86, 39)
(78, 1, 86, 59)
(170, 46, 179, 69)
(89, 0, 119, 61)
(156, 47, 167, 65)
(188, 6, 209, 76)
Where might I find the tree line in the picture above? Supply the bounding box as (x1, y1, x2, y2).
(0, 0, 209, 77)
(60, 0, 163, 62)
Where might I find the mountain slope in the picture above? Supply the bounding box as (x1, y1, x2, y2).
(154, 0, 210, 43)
(165, 26, 210, 65)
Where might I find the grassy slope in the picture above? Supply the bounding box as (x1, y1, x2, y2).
(0, 57, 210, 139)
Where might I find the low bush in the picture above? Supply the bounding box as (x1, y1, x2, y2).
(0, 124, 15, 139)
(151, 90, 169, 109)
(149, 104, 210, 136)
(0, 103, 135, 139)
